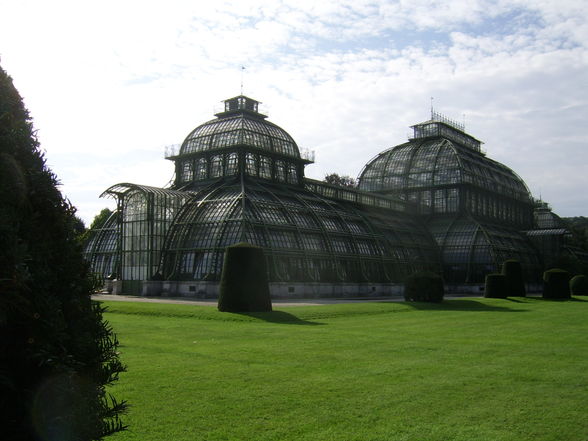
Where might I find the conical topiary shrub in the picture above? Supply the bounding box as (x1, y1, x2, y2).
(218, 242, 272, 312)
(404, 271, 444, 303)
(484, 273, 507, 298)
(543, 268, 571, 299)
(502, 259, 526, 297)
(570, 274, 588, 296)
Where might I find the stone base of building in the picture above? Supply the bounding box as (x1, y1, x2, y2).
(445, 283, 486, 295)
(107, 280, 541, 299)
(137, 281, 404, 299)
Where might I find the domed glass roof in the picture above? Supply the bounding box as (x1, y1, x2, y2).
(179, 95, 301, 159)
(427, 216, 541, 283)
(160, 180, 439, 283)
(359, 137, 531, 201)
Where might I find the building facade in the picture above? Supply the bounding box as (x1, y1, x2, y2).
(84, 96, 573, 297)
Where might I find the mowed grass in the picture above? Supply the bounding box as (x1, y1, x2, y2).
(102, 297, 588, 441)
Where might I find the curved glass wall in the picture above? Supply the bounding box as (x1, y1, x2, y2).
(428, 216, 542, 283)
(98, 185, 191, 289)
(358, 138, 534, 227)
(83, 211, 119, 280)
(180, 114, 300, 159)
(161, 180, 440, 283)
(534, 205, 564, 229)
(175, 151, 302, 186)
(171, 95, 307, 188)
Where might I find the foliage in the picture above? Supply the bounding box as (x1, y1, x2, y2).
(562, 216, 588, 250)
(323, 173, 357, 188)
(542, 268, 571, 299)
(89, 208, 114, 230)
(102, 297, 588, 441)
(218, 242, 272, 312)
(569, 274, 588, 296)
(484, 273, 507, 298)
(501, 259, 526, 297)
(81, 207, 114, 244)
(547, 252, 588, 277)
(403, 271, 444, 302)
(0, 64, 126, 440)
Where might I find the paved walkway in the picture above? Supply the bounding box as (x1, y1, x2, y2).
(92, 293, 413, 307)
(92, 293, 478, 307)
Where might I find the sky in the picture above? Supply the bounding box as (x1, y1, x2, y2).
(1, 0, 587, 225)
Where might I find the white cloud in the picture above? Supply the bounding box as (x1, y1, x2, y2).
(1, 0, 587, 223)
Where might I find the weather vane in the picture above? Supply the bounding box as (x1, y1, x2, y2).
(240, 66, 246, 95)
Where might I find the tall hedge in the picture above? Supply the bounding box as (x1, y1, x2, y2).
(218, 242, 272, 312)
(502, 259, 526, 297)
(484, 273, 507, 298)
(403, 271, 444, 303)
(570, 274, 588, 296)
(0, 64, 126, 440)
(543, 268, 571, 299)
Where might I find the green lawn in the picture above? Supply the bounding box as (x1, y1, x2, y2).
(102, 297, 588, 441)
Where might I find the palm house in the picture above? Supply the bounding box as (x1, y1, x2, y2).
(358, 112, 542, 284)
(84, 96, 572, 297)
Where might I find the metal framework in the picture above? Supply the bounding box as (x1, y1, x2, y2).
(358, 119, 541, 282)
(161, 178, 438, 283)
(85, 95, 556, 292)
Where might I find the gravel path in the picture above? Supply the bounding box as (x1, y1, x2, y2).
(92, 293, 407, 307)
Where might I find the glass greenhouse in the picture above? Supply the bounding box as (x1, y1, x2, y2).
(358, 116, 542, 283)
(84, 95, 570, 296)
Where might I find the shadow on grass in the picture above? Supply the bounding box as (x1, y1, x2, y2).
(531, 296, 588, 302)
(235, 310, 324, 325)
(406, 299, 527, 312)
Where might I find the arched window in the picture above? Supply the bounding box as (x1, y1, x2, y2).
(225, 152, 238, 175)
(275, 160, 286, 182)
(194, 158, 207, 180)
(181, 161, 193, 182)
(287, 163, 298, 184)
(259, 156, 272, 179)
(210, 155, 223, 178)
(245, 153, 257, 176)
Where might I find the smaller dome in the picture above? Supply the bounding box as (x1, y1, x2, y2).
(359, 137, 531, 201)
(179, 95, 301, 159)
(534, 203, 564, 229)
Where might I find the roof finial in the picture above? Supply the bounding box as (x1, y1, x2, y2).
(430, 96, 434, 119)
(240, 66, 246, 95)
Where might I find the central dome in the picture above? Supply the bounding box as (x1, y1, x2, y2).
(179, 95, 301, 159)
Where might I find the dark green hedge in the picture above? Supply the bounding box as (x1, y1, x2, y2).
(570, 274, 588, 296)
(542, 268, 571, 299)
(484, 273, 507, 298)
(0, 64, 126, 440)
(502, 259, 526, 297)
(404, 271, 444, 303)
(218, 242, 272, 312)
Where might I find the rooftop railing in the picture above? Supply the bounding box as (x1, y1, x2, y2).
(300, 148, 315, 163)
(164, 144, 180, 159)
(304, 179, 413, 213)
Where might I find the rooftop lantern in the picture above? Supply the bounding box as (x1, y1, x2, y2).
(410, 110, 483, 153)
(216, 95, 266, 118)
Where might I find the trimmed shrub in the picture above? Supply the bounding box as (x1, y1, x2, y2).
(218, 242, 272, 312)
(404, 271, 444, 303)
(570, 274, 588, 296)
(484, 273, 507, 298)
(501, 259, 526, 297)
(543, 268, 571, 299)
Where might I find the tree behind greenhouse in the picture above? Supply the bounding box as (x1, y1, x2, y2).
(324, 173, 357, 188)
(0, 64, 126, 440)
